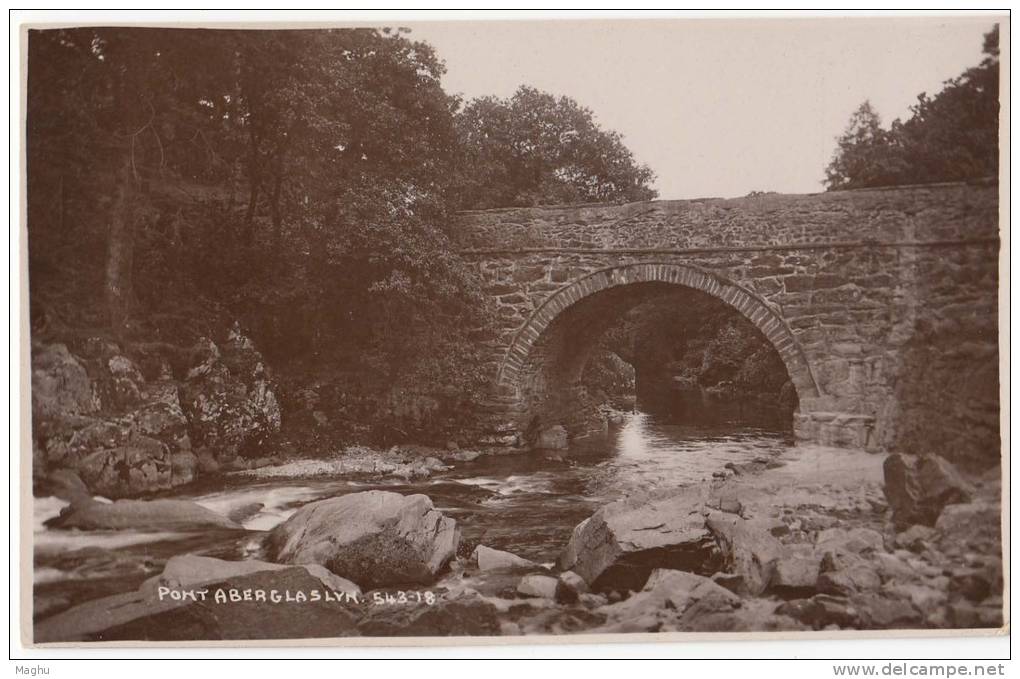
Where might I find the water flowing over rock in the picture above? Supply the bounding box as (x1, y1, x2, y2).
(558, 487, 717, 592)
(46, 498, 241, 532)
(883, 453, 973, 526)
(267, 490, 459, 588)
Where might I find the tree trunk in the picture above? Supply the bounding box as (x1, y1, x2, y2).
(243, 127, 261, 245)
(105, 152, 136, 336)
(270, 149, 285, 247)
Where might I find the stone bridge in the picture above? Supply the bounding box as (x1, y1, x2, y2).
(452, 181, 1000, 468)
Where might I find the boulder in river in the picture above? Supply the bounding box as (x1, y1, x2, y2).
(516, 574, 559, 599)
(267, 490, 459, 588)
(472, 545, 536, 571)
(559, 487, 717, 592)
(883, 453, 973, 526)
(46, 498, 240, 531)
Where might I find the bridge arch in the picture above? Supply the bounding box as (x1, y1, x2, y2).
(496, 262, 820, 429)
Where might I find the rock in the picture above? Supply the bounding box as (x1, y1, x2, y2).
(46, 498, 240, 532)
(31, 344, 98, 418)
(37, 469, 91, 505)
(710, 572, 745, 593)
(559, 488, 716, 592)
(596, 569, 741, 633)
(883, 453, 974, 526)
(267, 490, 459, 588)
(851, 592, 923, 629)
(895, 524, 937, 551)
(534, 425, 568, 450)
(472, 545, 536, 571)
(449, 450, 481, 462)
(170, 451, 198, 486)
(356, 592, 501, 636)
(705, 512, 783, 595)
(817, 551, 882, 595)
(446, 441, 459, 451)
(950, 572, 993, 603)
(180, 332, 282, 460)
(935, 502, 1001, 551)
(225, 502, 264, 525)
(873, 552, 917, 582)
(196, 450, 220, 474)
(771, 544, 822, 593)
(149, 554, 359, 596)
(517, 574, 559, 599)
(776, 594, 860, 629)
(885, 583, 948, 620)
(75, 435, 173, 498)
(815, 527, 885, 555)
(558, 571, 589, 596)
(947, 601, 1004, 629)
(38, 566, 361, 642)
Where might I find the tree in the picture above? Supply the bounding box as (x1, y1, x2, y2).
(455, 86, 657, 208)
(824, 25, 999, 190)
(824, 102, 907, 190)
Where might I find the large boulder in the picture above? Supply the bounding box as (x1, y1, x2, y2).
(705, 512, 783, 596)
(559, 488, 717, 592)
(883, 453, 974, 526)
(31, 344, 99, 418)
(37, 564, 361, 643)
(267, 491, 459, 588)
(46, 498, 240, 531)
(180, 329, 281, 460)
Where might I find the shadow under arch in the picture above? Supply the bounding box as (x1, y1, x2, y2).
(497, 262, 821, 426)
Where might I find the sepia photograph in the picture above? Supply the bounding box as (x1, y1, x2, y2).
(14, 10, 1008, 655)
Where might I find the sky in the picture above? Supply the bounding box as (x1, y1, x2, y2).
(407, 17, 997, 200)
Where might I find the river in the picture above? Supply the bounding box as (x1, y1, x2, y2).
(33, 411, 796, 621)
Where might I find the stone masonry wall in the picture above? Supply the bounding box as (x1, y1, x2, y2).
(452, 181, 1000, 468)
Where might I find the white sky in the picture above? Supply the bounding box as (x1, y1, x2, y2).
(408, 17, 998, 199)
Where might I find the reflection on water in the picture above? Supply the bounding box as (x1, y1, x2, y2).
(34, 410, 794, 614)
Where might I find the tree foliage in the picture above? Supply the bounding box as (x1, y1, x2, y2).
(454, 86, 657, 208)
(825, 25, 999, 190)
(26, 27, 661, 441)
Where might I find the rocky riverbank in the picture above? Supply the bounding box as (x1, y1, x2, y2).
(33, 440, 1004, 641)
